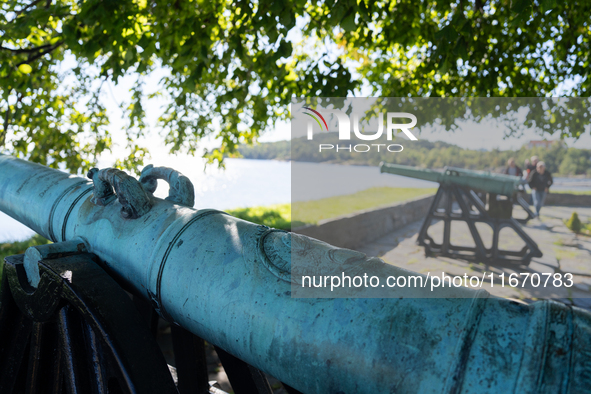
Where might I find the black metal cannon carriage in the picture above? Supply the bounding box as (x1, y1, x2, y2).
(380, 163, 541, 266)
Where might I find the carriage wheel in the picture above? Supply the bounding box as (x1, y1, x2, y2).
(0, 252, 178, 394)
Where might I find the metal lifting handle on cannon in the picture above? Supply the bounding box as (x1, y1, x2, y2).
(380, 162, 541, 266)
(1, 154, 591, 393)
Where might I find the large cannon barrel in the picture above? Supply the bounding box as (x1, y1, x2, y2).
(380, 162, 521, 196)
(1, 153, 591, 393)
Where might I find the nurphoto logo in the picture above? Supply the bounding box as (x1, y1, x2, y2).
(303, 107, 418, 153)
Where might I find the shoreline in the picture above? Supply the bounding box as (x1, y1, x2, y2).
(231, 157, 591, 179)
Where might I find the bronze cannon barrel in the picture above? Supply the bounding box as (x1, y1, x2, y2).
(380, 162, 522, 196)
(1, 153, 590, 393)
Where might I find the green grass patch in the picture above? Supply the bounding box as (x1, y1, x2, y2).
(564, 210, 591, 236)
(292, 187, 436, 227)
(556, 190, 591, 195)
(225, 187, 435, 229)
(227, 204, 291, 230)
(554, 248, 580, 261)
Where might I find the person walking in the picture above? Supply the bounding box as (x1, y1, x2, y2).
(526, 156, 538, 176)
(503, 158, 523, 177)
(527, 161, 553, 217)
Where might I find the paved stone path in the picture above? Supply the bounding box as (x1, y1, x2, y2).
(357, 205, 591, 309)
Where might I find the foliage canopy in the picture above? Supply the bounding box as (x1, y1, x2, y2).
(1, 0, 590, 172)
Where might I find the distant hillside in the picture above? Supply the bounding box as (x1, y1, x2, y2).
(236, 134, 591, 176)
(237, 139, 291, 160)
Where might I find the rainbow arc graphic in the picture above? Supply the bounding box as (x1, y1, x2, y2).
(303, 107, 328, 131)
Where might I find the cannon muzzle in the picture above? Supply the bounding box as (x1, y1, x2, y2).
(1, 153, 590, 393)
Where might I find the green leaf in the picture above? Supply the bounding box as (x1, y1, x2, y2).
(454, 38, 468, 60)
(277, 41, 292, 58)
(18, 64, 33, 74)
(341, 12, 356, 32)
(511, 0, 531, 14)
(539, 0, 556, 13)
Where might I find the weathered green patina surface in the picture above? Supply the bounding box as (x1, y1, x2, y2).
(1, 153, 591, 393)
(380, 162, 522, 196)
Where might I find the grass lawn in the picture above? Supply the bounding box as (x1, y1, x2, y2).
(556, 190, 591, 195)
(227, 204, 291, 230)
(226, 187, 436, 229)
(292, 187, 436, 227)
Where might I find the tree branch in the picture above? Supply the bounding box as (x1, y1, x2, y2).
(15, 41, 63, 66)
(15, 0, 44, 16)
(1, 43, 54, 54)
(474, 0, 486, 13)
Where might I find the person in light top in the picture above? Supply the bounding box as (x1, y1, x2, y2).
(503, 158, 523, 177)
(527, 161, 553, 217)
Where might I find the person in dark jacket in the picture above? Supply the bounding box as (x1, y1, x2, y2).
(503, 158, 523, 177)
(527, 161, 553, 217)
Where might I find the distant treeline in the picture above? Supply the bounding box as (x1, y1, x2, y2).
(236, 134, 591, 176)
